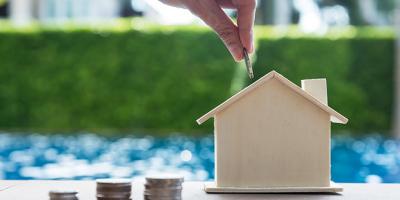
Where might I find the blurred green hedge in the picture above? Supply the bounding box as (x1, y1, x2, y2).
(0, 22, 395, 134)
(254, 27, 395, 134)
(0, 26, 238, 133)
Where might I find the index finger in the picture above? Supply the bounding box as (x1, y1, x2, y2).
(188, 0, 244, 61)
(235, 1, 256, 53)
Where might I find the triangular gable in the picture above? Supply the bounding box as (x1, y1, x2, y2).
(196, 71, 348, 125)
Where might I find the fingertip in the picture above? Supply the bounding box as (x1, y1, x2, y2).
(248, 42, 254, 53)
(224, 42, 244, 61)
(248, 33, 254, 53)
(244, 42, 254, 54)
(231, 48, 244, 62)
(239, 30, 253, 53)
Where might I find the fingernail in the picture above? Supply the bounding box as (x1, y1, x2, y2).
(248, 32, 254, 53)
(231, 48, 243, 62)
(249, 43, 254, 53)
(225, 44, 242, 62)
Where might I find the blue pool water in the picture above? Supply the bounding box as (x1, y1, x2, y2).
(0, 133, 399, 183)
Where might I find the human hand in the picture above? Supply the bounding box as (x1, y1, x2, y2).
(160, 0, 256, 61)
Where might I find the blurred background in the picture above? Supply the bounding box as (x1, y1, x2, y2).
(0, 0, 399, 183)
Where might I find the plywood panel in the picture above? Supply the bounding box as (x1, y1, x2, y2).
(204, 182, 342, 193)
(301, 79, 328, 105)
(215, 78, 331, 188)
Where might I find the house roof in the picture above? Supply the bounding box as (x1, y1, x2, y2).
(196, 71, 348, 125)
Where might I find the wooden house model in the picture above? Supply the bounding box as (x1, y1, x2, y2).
(197, 71, 348, 193)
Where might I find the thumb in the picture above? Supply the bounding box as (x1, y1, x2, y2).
(188, 0, 243, 61)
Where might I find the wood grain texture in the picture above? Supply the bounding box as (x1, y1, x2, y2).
(301, 79, 328, 105)
(204, 181, 343, 193)
(0, 181, 399, 200)
(196, 71, 348, 125)
(215, 78, 331, 188)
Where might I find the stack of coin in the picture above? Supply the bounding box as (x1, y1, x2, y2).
(96, 179, 132, 200)
(49, 190, 78, 200)
(144, 175, 184, 200)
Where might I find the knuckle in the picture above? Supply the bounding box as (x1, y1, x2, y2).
(215, 26, 237, 46)
(239, 26, 252, 33)
(216, 26, 235, 39)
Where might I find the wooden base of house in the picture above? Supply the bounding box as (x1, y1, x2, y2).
(204, 181, 343, 193)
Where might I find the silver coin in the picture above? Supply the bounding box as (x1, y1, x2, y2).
(145, 175, 184, 182)
(243, 48, 254, 79)
(143, 193, 181, 198)
(144, 193, 182, 198)
(97, 185, 131, 193)
(144, 188, 182, 194)
(144, 184, 182, 189)
(96, 197, 131, 200)
(96, 191, 131, 195)
(49, 190, 78, 195)
(49, 190, 78, 200)
(144, 188, 182, 196)
(145, 178, 183, 187)
(96, 193, 131, 198)
(144, 189, 182, 194)
(96, 179, 132, 185)
(145, 183, 182, 188)
(143, 189, 182, 195)
(49, 197, 79, 200)
(144, 195, 181, 200)
(49, 196, 78, 200)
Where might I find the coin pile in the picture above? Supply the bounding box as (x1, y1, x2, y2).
(144, 175, 184, 200)
(96, 179, 132, 200)
(49, 190, 78, 200)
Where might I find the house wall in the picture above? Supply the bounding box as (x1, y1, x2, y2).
(214, 78, 331, 188)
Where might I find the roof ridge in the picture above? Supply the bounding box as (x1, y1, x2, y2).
(196, 70, 348, 125)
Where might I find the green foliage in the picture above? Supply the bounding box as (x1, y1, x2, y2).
(348, 37, 394, 132)
(254, 27, 395, 134)
(0, 23, 395, 134)
(0, 27, 238, 132)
